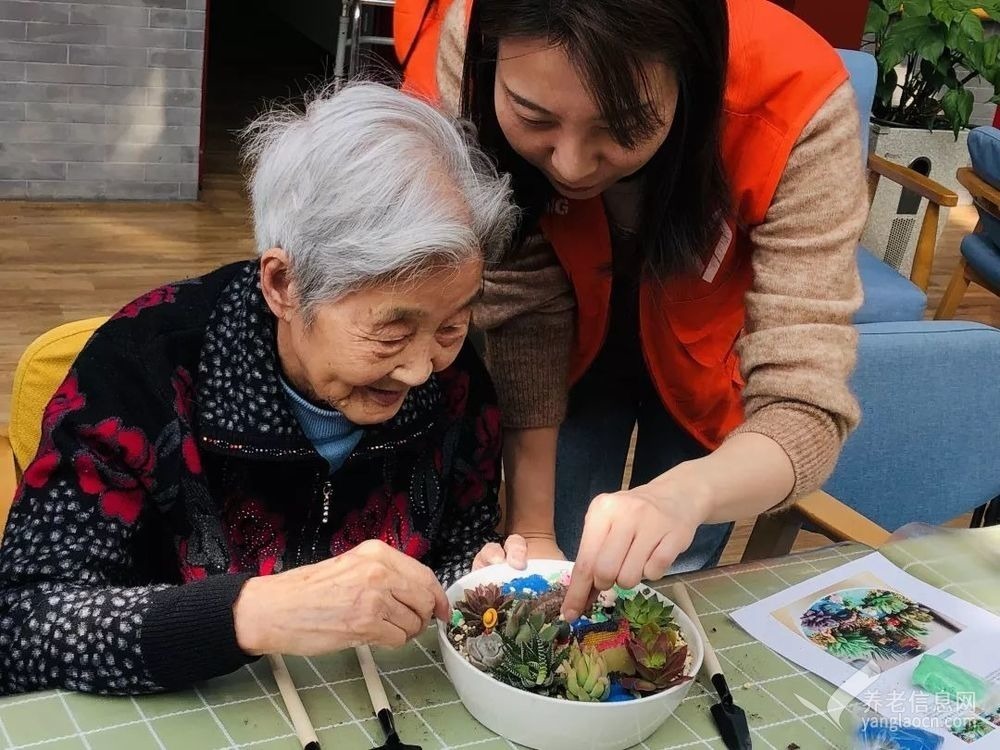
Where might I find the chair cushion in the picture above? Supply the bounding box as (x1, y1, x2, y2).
(961, 233, 1000, 292)
(826, 321, 1000, 531)
(853, 246, 927, 323)
(969, 127, 1000, 191)
(967, 127, 1000, 247)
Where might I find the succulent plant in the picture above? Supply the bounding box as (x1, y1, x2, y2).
(503, 599, 570, 645)
(466, 632, 505, 671)
(494, 629, 569, 695)
(456, 583, 512, 624)
(618, 623, 691, 694)
(530, 585, 567, 621)
(616, 591, 677, 633)
(561, 645, 611, 702)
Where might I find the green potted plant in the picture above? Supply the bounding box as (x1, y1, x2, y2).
(866, 0, 1000, 136)
(861, 0, 1000, 274)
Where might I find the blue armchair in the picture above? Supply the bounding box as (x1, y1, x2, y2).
(742, 53, 1000, 561)
(935, 126, 1000, 319)
(744, 319, 1000, 559)
(840, 50, 960, 324)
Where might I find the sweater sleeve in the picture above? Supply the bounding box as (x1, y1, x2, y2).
(473, 234, 576, 429)
(0, 328, 255, 696)
(727, 80, 867, 504)
(435, 0, 468, 116)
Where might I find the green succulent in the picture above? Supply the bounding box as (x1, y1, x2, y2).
(616, 591, 677, 633)
(561, 645, 611, 702)
(503, 599, 570, 645)
(618, 623, 691, 694)
(493, 630, 569, 695)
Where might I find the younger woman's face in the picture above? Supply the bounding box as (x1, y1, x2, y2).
(495, 38, 678, 201)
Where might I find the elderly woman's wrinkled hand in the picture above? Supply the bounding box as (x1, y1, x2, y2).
(232, 539, 450, 656)
(471, 534, 528, 571)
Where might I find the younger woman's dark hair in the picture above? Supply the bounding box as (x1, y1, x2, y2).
(461, 0, 731, 279)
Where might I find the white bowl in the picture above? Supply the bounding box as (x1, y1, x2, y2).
(437, 560, 704, 750)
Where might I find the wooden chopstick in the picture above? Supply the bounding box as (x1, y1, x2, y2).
(267, 653, 321, 750)
(671, 582, 725, 681)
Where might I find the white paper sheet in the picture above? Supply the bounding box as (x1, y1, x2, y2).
(731, 553, 1000, 747)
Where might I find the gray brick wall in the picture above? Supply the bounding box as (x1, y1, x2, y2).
(969, 80, 996, 129)
(0, 0, 205, 201)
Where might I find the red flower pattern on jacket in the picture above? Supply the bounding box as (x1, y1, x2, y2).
(73, 418, 156, 524)
(22, 373, 87, 490)
(329, 489, 431, 560)
(453, 404, 501, 509)
(112, 286, 178, 320)
(223, 496, 287, 576)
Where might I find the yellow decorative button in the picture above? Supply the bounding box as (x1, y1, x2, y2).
(482, 608, 498, 630)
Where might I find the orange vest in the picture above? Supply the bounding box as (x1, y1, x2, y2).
(396, 0, 848, 449)
(394, 0, 469, 102)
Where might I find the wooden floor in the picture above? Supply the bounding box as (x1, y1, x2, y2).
(0, 163, 995, 562)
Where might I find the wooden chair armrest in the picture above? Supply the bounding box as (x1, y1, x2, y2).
(790, 491, 892, 549)
(868, 154, 959, 207)
(0, 432, 18, 537)
(957, 167, 1000, 210)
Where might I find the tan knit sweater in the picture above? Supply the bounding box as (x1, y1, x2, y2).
(438, 9, 869, 502)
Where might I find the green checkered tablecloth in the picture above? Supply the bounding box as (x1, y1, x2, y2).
(2, 529, 997, 750)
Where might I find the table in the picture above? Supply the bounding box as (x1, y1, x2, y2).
(2, 530, 998, 750)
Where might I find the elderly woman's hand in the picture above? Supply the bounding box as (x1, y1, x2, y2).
(471, 534, 529, 571)
(232, 539, 450, 656)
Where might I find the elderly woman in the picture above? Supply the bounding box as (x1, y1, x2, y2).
(0, 83, 523, 696)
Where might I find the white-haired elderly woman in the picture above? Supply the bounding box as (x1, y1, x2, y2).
(0, 83, 527, 696)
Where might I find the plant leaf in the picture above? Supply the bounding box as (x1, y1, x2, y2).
(916, 30, 946, 66)
(875, 66, 899, 110)
(984, 35, 1000, 73)
(959, 10, 985, 43)
(866, 2, 891, 35)
(941, 86, 974, 137)
(903, 0, 932, 16)
(931, 0, 959, 24)
(877, 34, 908, 74)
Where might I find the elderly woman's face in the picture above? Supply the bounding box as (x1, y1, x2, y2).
(262, 252, 483, 425)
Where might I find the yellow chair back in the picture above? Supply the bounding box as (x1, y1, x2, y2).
(0, 317, 107, 539)
(9, 317, 107, 471)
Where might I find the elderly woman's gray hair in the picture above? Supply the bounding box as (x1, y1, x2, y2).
(242, 82, 517, 317)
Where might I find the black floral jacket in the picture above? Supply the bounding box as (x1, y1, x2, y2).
(0, 261, 502, 696)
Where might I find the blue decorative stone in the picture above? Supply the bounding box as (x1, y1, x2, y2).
(606, 683, 635, 702)
(570, 617, 591, 633)
(502, 574, 551, 597)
